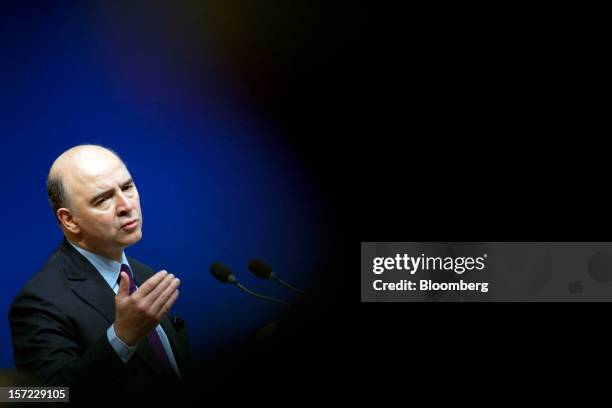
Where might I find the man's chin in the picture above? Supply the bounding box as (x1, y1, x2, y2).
(120, 229, 142, 246)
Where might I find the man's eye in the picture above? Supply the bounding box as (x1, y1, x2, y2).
(96, 198, 107, 206)
(123, 184, 133, 191)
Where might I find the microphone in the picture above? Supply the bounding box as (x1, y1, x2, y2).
(210, 262, 237, 284)
(248, 259, 304, 294)
(209, 262, 289, 306)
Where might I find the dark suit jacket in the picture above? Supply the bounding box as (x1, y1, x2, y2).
(8, 238, 192, 401)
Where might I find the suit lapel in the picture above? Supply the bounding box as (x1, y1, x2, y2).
(60, 239, 116, 324)
(70, 280, 116, 324)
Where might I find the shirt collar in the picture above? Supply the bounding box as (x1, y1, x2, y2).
(67, 239, 130, 290)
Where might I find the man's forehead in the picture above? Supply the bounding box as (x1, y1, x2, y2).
(66, 156, 131, 195)
(76, 161, 129, 184)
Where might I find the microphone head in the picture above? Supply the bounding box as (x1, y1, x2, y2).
(248, 259, 273, 279)
(210, 262, 237, 284)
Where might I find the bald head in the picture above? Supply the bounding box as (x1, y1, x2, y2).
(47, 145, 124, 220)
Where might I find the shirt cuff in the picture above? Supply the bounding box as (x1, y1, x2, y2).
(107, 324, 137, 364)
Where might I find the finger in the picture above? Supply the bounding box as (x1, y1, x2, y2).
(150, 277, 180, 314)
(135, 270, 168, 297)
(156, 289, 179, 321)
(143, 273, 176, 306)
(117, 272, 129, 299)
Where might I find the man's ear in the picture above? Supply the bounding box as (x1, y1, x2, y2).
(57, 208, 80, 234)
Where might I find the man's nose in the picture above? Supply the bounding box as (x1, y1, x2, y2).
(116, 190, 134, 214)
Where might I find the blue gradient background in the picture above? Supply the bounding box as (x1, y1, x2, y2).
(0, 3, 325, 368)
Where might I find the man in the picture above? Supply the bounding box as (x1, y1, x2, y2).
(9, 145, 191, 401)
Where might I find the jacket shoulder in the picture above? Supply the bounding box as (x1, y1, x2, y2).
(13, 246, 72, 302)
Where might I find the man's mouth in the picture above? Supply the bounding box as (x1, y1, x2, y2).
(121, 219, 139, 230)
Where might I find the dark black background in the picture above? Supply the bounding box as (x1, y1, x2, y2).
(262, 2, 606, 399)
(197, 1, 607, 398)
(228, 1, 608, 246)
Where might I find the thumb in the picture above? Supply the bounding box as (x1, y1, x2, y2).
(117, 272, 129, 298)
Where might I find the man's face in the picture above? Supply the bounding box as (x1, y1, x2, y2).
(65, 152, 143, 256)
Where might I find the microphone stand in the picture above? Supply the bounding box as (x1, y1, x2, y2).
(235, 282, 289, 306)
